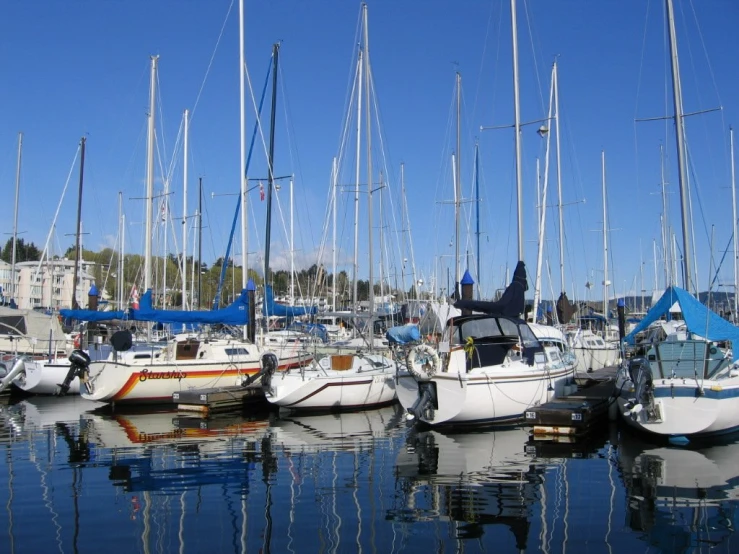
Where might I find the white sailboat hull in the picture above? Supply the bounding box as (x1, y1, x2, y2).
(617, 374, 739, 437)
(573, 346, 620, 374)
(81, 348, 308, 405)
(397, 349, 574, 426)
(265, 354, 397, 411)
(14, 360, 79, 395)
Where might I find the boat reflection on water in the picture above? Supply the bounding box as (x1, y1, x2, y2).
(618, 428, 739, 551)
(77, 410, 274, 495)
(269, 403, 405, 452)
(392, 426, 544, 548)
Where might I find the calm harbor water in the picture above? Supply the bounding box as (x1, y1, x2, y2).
(0, 396, 738, 553)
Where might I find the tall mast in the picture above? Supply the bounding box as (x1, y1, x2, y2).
(331, 157, 337, 311)
(182, 108, 189, 309)
(10, 131, 22, 306)
(665, 0, 692, 294)
(554, 61, 565, 295)
(352, 48, 363, 311)
(144, 55, 158, 294)
(601, 150, 609, 320)
(239, 0, 248, 337)
(455, 71, 461, 296)
(198, 177, 203, 308)
(401, 163, 419, 299)
(72, 137, 86, 310)
(263, 43, 280, 301)
(511, 0, 524, 261)
(117, 191, 123, 309)
(474, 142, 481, 299)
(121, 213, 126, 310)
(290, 177, 294, 305)
(363, 2, 375, 348)
(731, 127, 738, 321)
(533, 66, 554, 323)
(659, 144, 671, 287)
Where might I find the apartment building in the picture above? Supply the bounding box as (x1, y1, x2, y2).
(1, 259, 100, 310)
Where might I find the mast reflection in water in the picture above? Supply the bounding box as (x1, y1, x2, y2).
(2, 397, 739, 552)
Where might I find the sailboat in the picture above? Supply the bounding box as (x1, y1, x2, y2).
(395, 0, 574, 426)
(565, 151, 620, 375)
(72, 55, 308, 406)
(262, 4, 398, 412)
(614, 0, 739, 438)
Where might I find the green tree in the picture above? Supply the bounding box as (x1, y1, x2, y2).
(1, 238, 41, 263)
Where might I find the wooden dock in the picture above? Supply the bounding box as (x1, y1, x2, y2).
(173, 384, 267, 414)
(524, 378, 617, 439)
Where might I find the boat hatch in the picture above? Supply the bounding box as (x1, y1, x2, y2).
(176, 339, 201, 360)
(331, 355, 354, 371)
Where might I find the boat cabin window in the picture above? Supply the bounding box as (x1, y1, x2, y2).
(0, 315, 26, 336)
(649, 340, 730, 380)
(225, 347, 250, 357)
(450, 317, 519, 345)
(450, 316, 544, 368)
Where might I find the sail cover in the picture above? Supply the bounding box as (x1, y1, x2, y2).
(556, 292, 577, 324)
(453, 261, 528, 318)
(133, 289, 249, 326)
(263, 285, 316, 317)
(624, 286, 739, 361)
(59, 309, 128, 322)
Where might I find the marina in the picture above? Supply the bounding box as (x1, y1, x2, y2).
(2, 0, 739, 551)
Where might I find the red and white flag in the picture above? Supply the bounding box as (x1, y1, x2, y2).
(130, 284, 140, 310)
(259, 182, 265, 201)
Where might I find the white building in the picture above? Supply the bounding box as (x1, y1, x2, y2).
(5, 259, 100, 310)
(0, 260, 10, 303)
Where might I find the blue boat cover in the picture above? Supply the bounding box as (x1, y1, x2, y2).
(133, 288, 249, 326)
(59, 309, 128, 322)
(624, 286, 739, 361)
(287, 321, 329, 343)
(263, 285, 316, 317)
(386, 324, 421, 344)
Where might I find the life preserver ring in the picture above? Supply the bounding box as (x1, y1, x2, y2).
(406, 344, 440, 381)
(73, 334, 81, 349)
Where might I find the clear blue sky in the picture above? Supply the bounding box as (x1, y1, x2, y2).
(1, 1, 738, 303)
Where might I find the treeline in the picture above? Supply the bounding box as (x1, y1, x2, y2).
(2, 240, 420, 307)
(67, 249, 413, 308)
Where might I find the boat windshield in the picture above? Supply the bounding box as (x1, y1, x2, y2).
(448, 317, 520, 345)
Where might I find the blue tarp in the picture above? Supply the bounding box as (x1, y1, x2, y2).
(60, 309, 128, 322)
(263, 285, 316, 317)
(624, 286, 739, 361)
(133, 288, 249, 326)
(386, 324, 421, 344)
(287, 321, 329, 343)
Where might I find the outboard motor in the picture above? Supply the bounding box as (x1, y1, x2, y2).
(58, 349, 92, 396)
(0, 357, 27, 394)
(406, 381, 438, 423)
(623, 357, 657, 419)
(244, 352, 279, 388)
